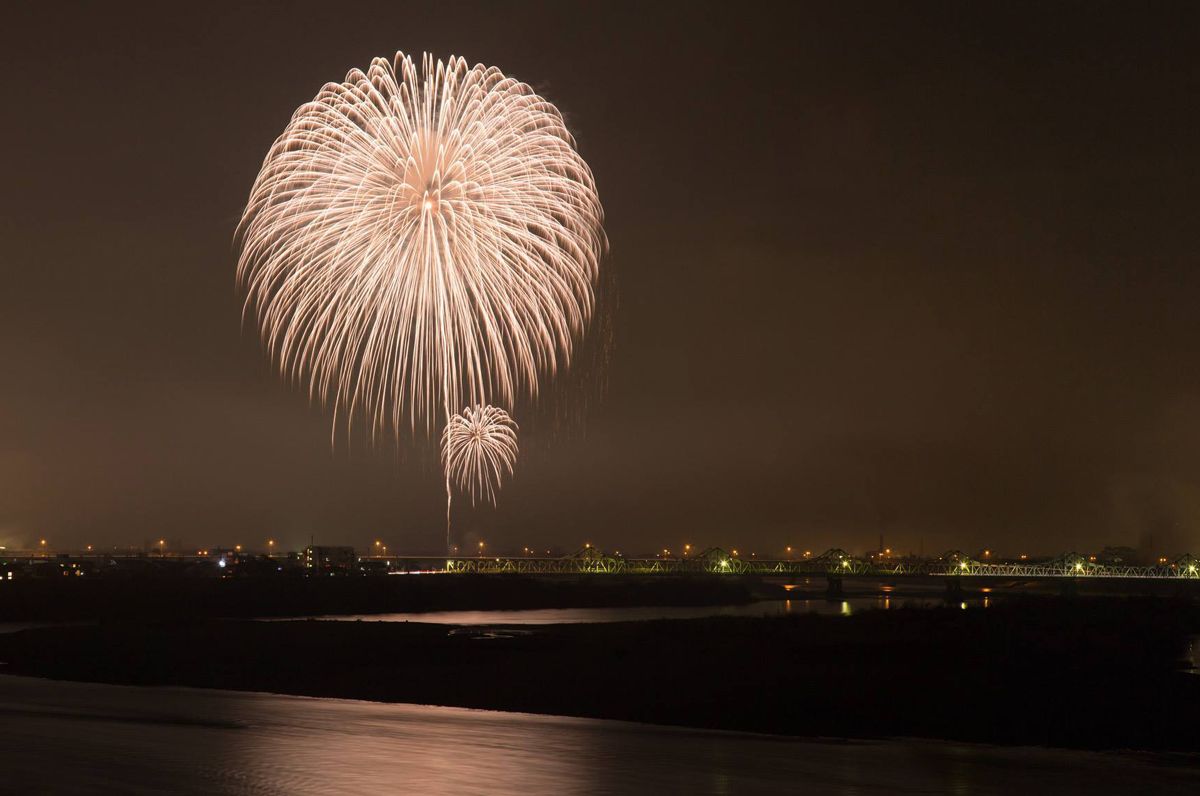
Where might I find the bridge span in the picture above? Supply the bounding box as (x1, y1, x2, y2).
(440, 547, 1200, 580)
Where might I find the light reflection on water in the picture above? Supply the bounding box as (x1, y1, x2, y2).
(274, 595, 980, 626)
(2, 675, 1196, 795)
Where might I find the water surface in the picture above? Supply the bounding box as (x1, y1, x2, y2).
(275, 594, 977, 625)
(2, 675, 1195, 795)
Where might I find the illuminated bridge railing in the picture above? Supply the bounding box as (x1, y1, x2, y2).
(442, 548, 1200, 580)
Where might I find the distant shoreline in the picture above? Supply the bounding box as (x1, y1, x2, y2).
(4, 569, 1196, 624)
(2, 596, 1198, 752)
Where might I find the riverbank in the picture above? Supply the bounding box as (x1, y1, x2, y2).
(0, 574, 777, 622)
(2, 596, 1197, 751)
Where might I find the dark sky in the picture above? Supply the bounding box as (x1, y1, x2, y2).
(4, 1, 1200, 556)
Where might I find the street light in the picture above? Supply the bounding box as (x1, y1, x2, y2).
(159, 539, 166, 557)
(267, 539, 276, 556)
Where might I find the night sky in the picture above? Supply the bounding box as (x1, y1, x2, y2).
(4, 1, 1200, 556)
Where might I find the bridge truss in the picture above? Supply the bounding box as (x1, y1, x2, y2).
(442, 547, 1200, 580)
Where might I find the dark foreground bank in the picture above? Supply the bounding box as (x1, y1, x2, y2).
(3, 597, 1198, 751)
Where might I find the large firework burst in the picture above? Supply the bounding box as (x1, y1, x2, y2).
(442, 404, 519, 509)
(237, 52, 606, 440)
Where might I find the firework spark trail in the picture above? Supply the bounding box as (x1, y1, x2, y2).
(441, 405, 519, 551)
(237, 52, 606, 442)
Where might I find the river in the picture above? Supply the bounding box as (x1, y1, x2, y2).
(271, 594, 979, 625)
(2, 675, 1196, 794)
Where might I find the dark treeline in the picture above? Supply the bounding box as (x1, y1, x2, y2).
(3, 597, 1198, 751)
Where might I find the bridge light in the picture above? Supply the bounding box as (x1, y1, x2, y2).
(960, 561, 968, 570)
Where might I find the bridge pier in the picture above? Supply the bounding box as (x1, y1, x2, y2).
(1058, 578, 1079, 598)
(944, 576, 965, 601)
(825, 575, 844, 599)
